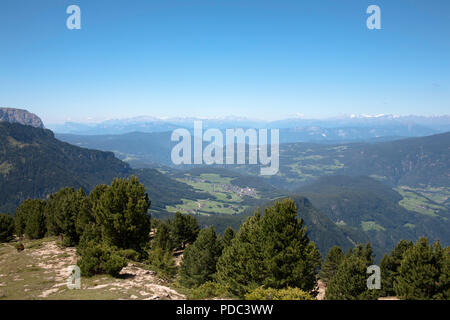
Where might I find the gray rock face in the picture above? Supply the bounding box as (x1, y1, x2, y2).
(0, 108, 44, 128)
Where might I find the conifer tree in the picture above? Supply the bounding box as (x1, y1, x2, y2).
(14, 199, 46, 237)
(394, 237, 447, 300)
(325, 243, 378, 300)
(171, 212, 199, 249)
(45, 188, 83, 246)
(94, 176, 151, 252)
(24, 201, 47, 239)
(222, 227, 235, 248)
(320, 246, 345, 284)
(179, 226, 223, 288)
(153, 220, 175, 251)
(216, 199, 321, 297)
(0, 213, 14, 242)
(380, 240, 413, 296)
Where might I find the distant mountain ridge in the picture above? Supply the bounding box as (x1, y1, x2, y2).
(49, 114, 450, 142)
(0, 108, 44, 128)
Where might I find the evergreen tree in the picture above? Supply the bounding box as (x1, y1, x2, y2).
(319, 246, 345, 284)
(325, 243, 378, 300)
(0, 213, 14, 242)
(74, 188, 93, 237)
(171, 212, 199, 249)
(216, 199, 321, 297)
(45, 187, 85, 246)
(394, 237, 447, 300)
(153, 220, 175, 251)
(179, 226, 223, 288)
(14, 199, 46, 237)
(222, 227, 235, 248)
(147, 246, 177, 278)
(24, 202, 47, 239)
(94, 176, 151, 252)
(216, 210, 265, 297)
(380, 240, 413, 296)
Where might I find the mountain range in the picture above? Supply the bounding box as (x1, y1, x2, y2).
(1, 109, 449, 259)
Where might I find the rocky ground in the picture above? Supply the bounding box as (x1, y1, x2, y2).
(0, 238, 185, 300)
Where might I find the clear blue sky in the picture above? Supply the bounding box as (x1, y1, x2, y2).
(1, 0, 449, 124)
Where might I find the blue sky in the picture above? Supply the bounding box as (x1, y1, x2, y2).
(0, 0, 449, 124)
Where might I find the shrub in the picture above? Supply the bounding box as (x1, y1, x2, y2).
(188, 281, 232, 300)
(77, 243, 127, 277)
(0, 214, 15, 242)
(147, 247, 177, 279)
(244, 287, 314, 300)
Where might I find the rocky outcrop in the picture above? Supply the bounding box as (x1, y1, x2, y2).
(0, 108, 44, 128)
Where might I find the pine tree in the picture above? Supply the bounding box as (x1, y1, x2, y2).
(179, 226, 223, 288)
(171, 212, 199, 249)
(394, 237, 446, 300)
(216, 210, 265, 297)
(0, 213, 14, 242)
(94, 176, 151, 252)
(325, 243, 378, 300)
(319, 246, 344, 284)
(380, 240, 413, 296)
(14, 199, 46, 237)
(222, 227, 235, 248)
(24, 202, 47, 239)
(216, 199, 321, 297)
(45, 187, 86, 246)
(153, 220, 175, 251)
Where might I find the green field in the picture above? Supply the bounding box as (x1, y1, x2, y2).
(396, 186, 447, 217)
(165, 173, 256, 216)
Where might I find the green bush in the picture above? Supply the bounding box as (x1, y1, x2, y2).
(0, 214, 15, 242)
(244, 287, 314, 300)
(77, 243, 127, 277)
(188, 281, 232, 300)
(147, 247, 177, 279)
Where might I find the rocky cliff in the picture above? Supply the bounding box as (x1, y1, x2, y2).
(0, 108, 44, 128)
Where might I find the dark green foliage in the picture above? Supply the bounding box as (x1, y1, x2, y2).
(147, 247, 177, 278)
(325, 243, 378, 300)
(24, 204, 46, 239)
(0, 213, 14, 242)
(222, 227, 235, 247)
(14, 199, 46, 239)
(380, 240, 414, 296)
(216, 199, 321, 297)
(153, 220, 175, 251)
(296, 176, 450, 258)
(179, 226, 223, 288)
(77, 243, 127, 277)
(45, 187, 86, 246)
(171, 212, 199, 249)
(0, 122, 131, 214)
(394, 237, 448, 300)
(94, 176, 151, 252)
(320, 246, 345, 284)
